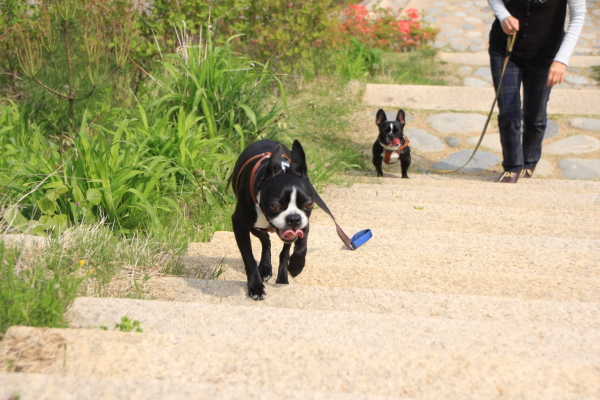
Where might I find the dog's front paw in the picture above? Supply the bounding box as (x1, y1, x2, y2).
(287, 254, 306, 278)
(248, 277, 267, 300)
(259, 262, 272, 282)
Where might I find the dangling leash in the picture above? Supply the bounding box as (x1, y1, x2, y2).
(432, 31, 517, 174)
(235, 153, 372, 250)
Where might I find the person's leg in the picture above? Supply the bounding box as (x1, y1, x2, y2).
(490, 50, 524, 175)
(521, 63, 552, 173)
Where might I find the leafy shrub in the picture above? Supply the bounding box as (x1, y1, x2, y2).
(333, 37, 383, 80)
(337, 5, 438, 52)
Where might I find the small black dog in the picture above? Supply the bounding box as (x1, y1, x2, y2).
(372, 108, 411, 178)
(231, 139, 314, 300)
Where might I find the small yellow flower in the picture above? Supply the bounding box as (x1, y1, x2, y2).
(79, 260, 86, 266)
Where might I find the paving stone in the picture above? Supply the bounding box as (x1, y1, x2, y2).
(424, 15, 438, 23)
(475, 12, 489, 18)
(474, 67, 492, 79)
(569, 117, 600, 131)
(439, 12, 452, 17)
(577, 38, 590, 46)
(460, 1, 472, 8)
(554, 83, 572, 89)
(459, 66, 473, 75)
(433, 1, 448, 6)
(462, 24, 478, 30)
(467, 38, 484, 44)
(434, 41, 446, 48)
(464, 77, 490, 87)
(566, 67, 580, 73)
(432, 150, 501, 172)
(427, 7, 441, 14)
(405, 127, 446, 152)
(544, 135, 600, 155)
(581, 33, 596, 40)
(451, 43, 468, 51)
(448, 37, 463, 43)
(469, 44, 484, 51)
(445, 136, 462, 147)
(445, 29, 464, 37)
(455, 11, 467, 17)
(593, 9, 600, 17)
(564, 75, 590, 85)
(465, 31, 482, 38)
(544, 120, 560, 139)
(466, 9, 476, 14)
(559, 159, 600, 180)
(466, 133, 502, 152)
(474, 0, 488, 6)
(485, 17, 496, 23)
(427, 113, 489, 135)
(464, 17, 482, 24)
(534, 159, 554, 177)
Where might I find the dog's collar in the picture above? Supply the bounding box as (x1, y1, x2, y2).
(235, 152, 292, 205)
(379, 136, 410, 152)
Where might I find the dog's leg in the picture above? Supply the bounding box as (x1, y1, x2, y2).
(400, 148, 411, 179)
(232, 219, 266, 300)
(288, 226, 309, 278)
(250, 228, 272, 282)
(372, 142, 384, 177)
(275, 243, 292, 284)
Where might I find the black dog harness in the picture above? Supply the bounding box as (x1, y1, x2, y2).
(381, 137, 410, 165)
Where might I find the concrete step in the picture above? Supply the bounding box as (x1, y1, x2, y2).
(308, 198, 600, 240)
(4, 326, 600, 399)
(322, 183, 600, 212)
(68, 297, 600, 362)
(183, 225, 600, 301)
(363, 84, 600, 114)
(356, 174, 600, 194)
(0, 373, 399, 400)
(144, 278, 600, 328)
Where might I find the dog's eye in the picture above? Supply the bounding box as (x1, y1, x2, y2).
(269, 204, 280, 211)
(305, 202, 313, 210)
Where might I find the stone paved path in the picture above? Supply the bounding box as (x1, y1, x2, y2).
(364, 0, 600, 89)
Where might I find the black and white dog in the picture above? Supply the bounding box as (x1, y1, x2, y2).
(372, 108, 411, 178)
(231, 139, 314, 300)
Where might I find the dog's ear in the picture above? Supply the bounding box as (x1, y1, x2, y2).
(267, 144, 285, 178)
(290, 140, 307, 177)
(375, 109, 387, 125)
(396, 109, 406, 124)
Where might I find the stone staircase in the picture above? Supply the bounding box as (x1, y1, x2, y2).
(2, 173, 600, 399)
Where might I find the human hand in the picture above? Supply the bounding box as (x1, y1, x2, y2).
(547, 61, 566, 87)
(501, 16, 519, 35)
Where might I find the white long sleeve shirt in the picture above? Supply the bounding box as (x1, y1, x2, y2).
(488, 0, 587, 65)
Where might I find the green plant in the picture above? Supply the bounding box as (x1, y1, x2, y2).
(334, 37, 382, 81)
(0, 241, 81, 334)
(115, 316, 143, 332)
(380, 48, 448, 85)
(14, 0, 135, 133)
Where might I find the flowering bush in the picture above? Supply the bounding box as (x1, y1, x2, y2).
(337, 5, 438, 52)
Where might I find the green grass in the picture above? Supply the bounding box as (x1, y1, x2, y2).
(378, 48, 449, 85)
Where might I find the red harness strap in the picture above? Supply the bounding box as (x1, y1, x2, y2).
(234, 152, 291, 204)
(382, 137, 410, 165)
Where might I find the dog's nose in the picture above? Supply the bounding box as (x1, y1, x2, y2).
(286, 214, 301, 229)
